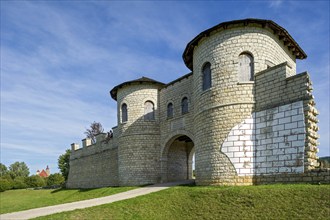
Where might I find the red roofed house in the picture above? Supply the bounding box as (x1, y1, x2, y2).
(36, 166, 50, 178)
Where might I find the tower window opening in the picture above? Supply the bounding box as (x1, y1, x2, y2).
(144, 101, 155, 121)
(202, 62, 212, 91)
(238, 53, 254, 81)
(121, 103, 128, 123)
(181, 97, 189, 114)
(167, 102, 174, 118)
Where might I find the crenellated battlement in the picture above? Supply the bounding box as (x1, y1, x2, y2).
(70, 133, 117, 157)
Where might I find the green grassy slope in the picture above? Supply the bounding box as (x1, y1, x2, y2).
(34, 184, 330, 220)
(0, 186, 136, 214)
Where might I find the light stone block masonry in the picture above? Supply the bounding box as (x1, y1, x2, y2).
(222, 101, 305, 176)
(66, 19, 328, 188)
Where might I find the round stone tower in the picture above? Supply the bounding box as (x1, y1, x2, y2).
(110, 77, 165, 186)
(182, 19, 306, 185)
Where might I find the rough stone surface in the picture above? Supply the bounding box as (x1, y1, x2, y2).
(222, 101, 306, 176)
(66, 19, 327, 188)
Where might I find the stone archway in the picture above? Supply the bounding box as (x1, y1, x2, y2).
(161, 135, 195, 182)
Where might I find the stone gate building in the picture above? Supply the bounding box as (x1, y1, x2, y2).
(67, 18, 328, 188)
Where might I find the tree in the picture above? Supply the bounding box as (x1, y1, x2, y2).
(0, 178, 13, 192)
(0, 163, 8, 177)
(85, 121, 104, 144)
(12, 176, 27, 189)
(58, 149, 71, 181)
(47, 173, 65, 186)
(24, 175, 46, 188)
(8, 162, 29, 179)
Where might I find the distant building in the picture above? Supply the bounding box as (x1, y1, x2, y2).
(36, 165, 50, 177)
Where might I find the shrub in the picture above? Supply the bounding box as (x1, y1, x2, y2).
(0, 178, 13, 192)
(58, 149, 71, 181)
(319, 157, 330, 168)
(12, 177, 27, 189)
(47, 173, 65, 186)
(24, 175, 46, 188)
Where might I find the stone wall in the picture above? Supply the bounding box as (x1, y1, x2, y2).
(255, 62, 319, 170)
(206, 169, 329, 186)
(159, 73, 194, 142)
(118, 134, 161, 186)
(167, 139, 194, 181)
(219, 61, 321, 183)
(221, 116, 255, 175)
(66, 133, 118, 188)
(222, 101, 306, 176)
(253, 169, 329, 185)
(255, 62, 311, 111)
(116, 83, 162, 186)
(191, 23, 296, 185)
(159, 74, 196, 183)
(254, 101, 306, 174)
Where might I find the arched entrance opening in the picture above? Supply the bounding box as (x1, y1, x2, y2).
(162, 135, 195, 182)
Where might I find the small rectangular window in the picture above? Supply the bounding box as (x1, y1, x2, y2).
(202, 62, 212, 91)
(121, 104, 128, 123)
(238, 53, 254, 82)
(167, 103, 173, 118)
(182, 97, 189, 114)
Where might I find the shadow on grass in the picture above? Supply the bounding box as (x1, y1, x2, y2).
(178, 182, 196, 187)
(50, 180, 197, 193)
(147, 180, 196, 188)
(51, 188, 96, 193)
(50, 185, 128, 194)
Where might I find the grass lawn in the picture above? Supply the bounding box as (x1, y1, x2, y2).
(0, 186, 136, 214)
(33, 184, 330, 220)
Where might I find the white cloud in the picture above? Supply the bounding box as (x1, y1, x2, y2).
(1, 1, 192, 172)
(269, 0, 283, 8)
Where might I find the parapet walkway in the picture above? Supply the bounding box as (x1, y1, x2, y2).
(0, 180, 194, 220)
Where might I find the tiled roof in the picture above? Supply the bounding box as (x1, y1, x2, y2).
(182, 18, 307, 70)
(110, 77, 165, 100)
(38, 169, 49, 177)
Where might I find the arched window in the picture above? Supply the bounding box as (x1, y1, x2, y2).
(202, 62, 212, 91)
(121, 103, 128, 123)
(181, 97, 189, 114)
(167, 102, 173, 118)
(238, 53, 254, 81)
(144, 101, 155, 121)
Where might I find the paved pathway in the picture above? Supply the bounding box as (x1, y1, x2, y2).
(0, 180, 194, 220)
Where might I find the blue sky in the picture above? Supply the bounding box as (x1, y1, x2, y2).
(1, 1, 329, 174)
